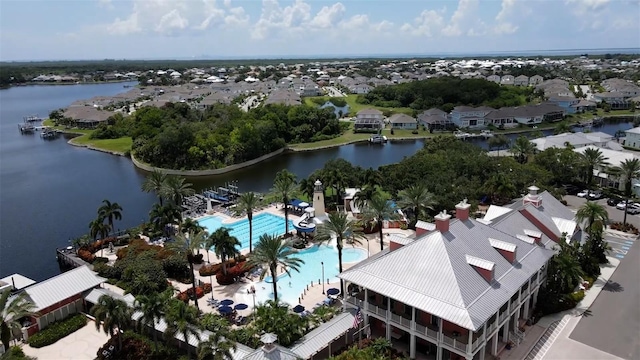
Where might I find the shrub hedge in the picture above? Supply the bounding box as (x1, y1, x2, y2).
(28, 314, 87, 348)
(198, 255, 247, 276)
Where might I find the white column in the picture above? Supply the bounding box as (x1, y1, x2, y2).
(523, 295, 530, 320)
(386, 297, 391, 339)
(410, 334, 416, 359)
(436, 344, 443, 360)
(363, 288, 368, 311)
(479, 344, 486, 360)
(502, 321, 509, 340)
(492, 334, 498, 356)
(411, 307, 416, 331)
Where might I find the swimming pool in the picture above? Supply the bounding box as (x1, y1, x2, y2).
(198, 213, 294, 251)
(251, 243, 368, 306)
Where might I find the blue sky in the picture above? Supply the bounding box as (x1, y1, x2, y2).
(1, 0, 639, 61)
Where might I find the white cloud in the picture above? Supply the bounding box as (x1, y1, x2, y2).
(442, 0, 480, 36)
(400, 9, 445, 37)
(251, 0, 312, 39)
(156, 9, 189, 35)
(309, 3, 346, 28)
(107, 13, 141, 35)
(97, 0, 114, 9)
(566, 0, 611, 11)
(494, 0, 519, 34)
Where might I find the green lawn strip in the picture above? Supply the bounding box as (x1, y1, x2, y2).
(70, 135, 132, 153)
(304, 95, 414, 116)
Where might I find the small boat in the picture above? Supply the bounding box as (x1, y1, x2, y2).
(18, 122, 35, 134)
(369, 134, 388, 144)
(480, 130, 494, 138)
(454, 130, 471, 139)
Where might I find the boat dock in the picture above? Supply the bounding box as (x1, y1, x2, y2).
(454, 130, 494, 140)
(18, 114, 44, 134)
(56, 247, 93, 270)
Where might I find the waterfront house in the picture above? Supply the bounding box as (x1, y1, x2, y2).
(450, 106, 494, 129)
(592, 92, 632, 110)
(574, 145, 640, 195)
(20, 266, 106, 338)
(354, 109, 384, 132)
(417, 108, 453, 131)
(341, 189, 561, 360)
(624, 127, 640, 150)
(547, 96, 579, 114)
(571, 99, 597, 113)
(63, 106, 113, 128)
(389, 114, 418, 130)
(264, 90, 302, 106)
(531, 131, 614, 151)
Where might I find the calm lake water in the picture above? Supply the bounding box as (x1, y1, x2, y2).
(0, 83, 633, 280)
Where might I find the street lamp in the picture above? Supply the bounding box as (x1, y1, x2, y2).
(321, 262, 325, 295)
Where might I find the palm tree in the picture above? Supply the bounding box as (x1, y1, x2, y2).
(98, 199, 123, 235)
(554, 121, 573, 135)
(142, 169, 167, 205)
(171, 230, 209, 311)
(581, 147, 608, 189)
(487, 134, 510, 156)
(575, 201, 609, 231)
(1, 289, 35, 349)
(133, 290, 170, 352)
(609, 158, 640, 226)
(483, 172, 518, 205)
(353, 184, 380, 211)
(182, 218, 205, 236)
(237, 192, 260, 252)
(165, 300, 201, 359)
(315, 212, 365, 296)
(397, 184, 436, 228)
(209, 228, 241, 275)
(325, 168, 346, 205)
(149, 203, 182, 237)
(361, 193, 400, 252)
(162, 175, 195, 206)
(298, 178, 315, 200)
(271, 170, 298, 235)
(197, 332, 237, 360)
(91, 295, 132, 351)
(511, 135, 536, 164)
(89, 218, 110, 242)
(246, 234, 304, 303)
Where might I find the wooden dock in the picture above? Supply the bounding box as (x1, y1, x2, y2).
(56, 247, 93, 270)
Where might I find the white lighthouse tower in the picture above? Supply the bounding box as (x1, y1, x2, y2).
(313, 179, 326, 218)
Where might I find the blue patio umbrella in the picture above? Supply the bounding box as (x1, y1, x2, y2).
(220, 299, 234, 306)
(326, 288, 340, 296)
(218, 306, 233, 314)
(234, 303, 248, 310)
(292, 305, 305, 313)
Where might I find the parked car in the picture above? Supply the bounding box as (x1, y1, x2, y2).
(577, 189, 590, 198)
(627, 203, 640, 214)
(616, 200, 633, 210)
(562, 184, 581, 195)
(607, 197, 623, 206)
(588, 191, 604, 200)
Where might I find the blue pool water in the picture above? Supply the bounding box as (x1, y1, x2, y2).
(198, 213, 294, 251)
(252, 244, 368, 305)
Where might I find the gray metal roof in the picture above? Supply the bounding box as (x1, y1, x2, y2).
(242, 344, 300, 360)
(340, 218, 553, 331)
(24, 266, 106, 312)
(84, 288, 135, 306)
(290, 309, 356, 358)
(0, 274, 35, 290)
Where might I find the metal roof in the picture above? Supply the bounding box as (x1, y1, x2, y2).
(242, 345, 300, 360)
(0, 274, 36, 290)
(552, 217, 578, 238)
(483, 205, 513, 222)
(415, 220, 435, 231)
(84, 288, 135, 306)
(465, 255, 495, 271)
(488, 238, 517, 253)
(290, 309, 356, 358)
(516, 234, 536, 244)
(523, 229, 542, 239)
(388, 234, 413, 246)
(24, 266, 106, 312)
(340, 218, 554, 331)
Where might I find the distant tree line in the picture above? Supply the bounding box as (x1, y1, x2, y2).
(91, 102, 344, 170)
(357, 77, 533, 111)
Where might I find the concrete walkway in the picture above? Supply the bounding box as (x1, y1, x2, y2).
(21, 321, 109, 360)
(522, 256, 624, 360)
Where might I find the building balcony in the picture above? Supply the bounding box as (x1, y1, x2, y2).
(498, 311, 509, 324)
(389, 312, 412, 329)
(487, 321, 498, 335)
(441, 332, 469, 353)
(414, 323, 439, 342)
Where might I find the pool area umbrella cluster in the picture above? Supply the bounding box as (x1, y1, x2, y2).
(218, 306, 233, 314)
(220, 299, 234, 306)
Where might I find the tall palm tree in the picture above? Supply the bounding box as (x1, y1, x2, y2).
(575, 201, 609, 231)
(554, 121, 573, 135)
(397, 184, 436, 228)
(237, 192, 260, 252)
(149, 203, 182, 237)
(171, 230, 209, 311)
(209, 228, 241, 275)
(162, 175, 195, 206)
(246, 234, 304, 303)
(361, 193, 400, 252)
(298, 178, 315, 200)
(182, 218, 205, 236)
(133, 290, 170, 352)
(581, 147, 608, 189)
(315, 212, 365, 296)
(271, 170, 298, 235)
(353, 184, 380, 211)
(325, 168, 346, 205)
(98, 199, 123, 235)
(89, 218, 110, 242)
(142, 169, 167, 205)
(511, 135, 536, 164)
(165, 299, 201, 359)
(1, 289, 35, 349)
(197, 332, 237, 360)
(609, 158, 640, 226)
(91, 295, 132, 351)
(483, 172, 518, 205)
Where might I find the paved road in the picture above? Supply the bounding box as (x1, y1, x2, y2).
(324, 86, 345, 97)
(564, 195, 640, 359)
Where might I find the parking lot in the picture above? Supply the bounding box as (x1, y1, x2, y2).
(562, 195, 640, 359)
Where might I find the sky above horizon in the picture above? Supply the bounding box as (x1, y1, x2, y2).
(1, 0, 639, 61)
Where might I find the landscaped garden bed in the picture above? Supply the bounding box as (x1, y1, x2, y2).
(27, 314, 87, 348)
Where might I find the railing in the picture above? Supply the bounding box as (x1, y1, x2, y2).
(389, 312, 412, 328)
(369, 304, 387, 318)
(390, 313, 403, 326)
(400, 316, 412, 328)
(415, 323, 439, 341)
(471, 334, 485, 352)
(498, 311, 508, 324)
(441, 333, 468, 352)
(487, 321, 497, 334)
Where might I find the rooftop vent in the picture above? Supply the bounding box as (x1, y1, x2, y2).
(466, 255, 495, 283)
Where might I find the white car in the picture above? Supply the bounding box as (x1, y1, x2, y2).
(616, 200, 633, 210)
(577, 190, 590, 198)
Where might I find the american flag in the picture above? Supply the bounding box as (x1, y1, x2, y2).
(352, 307, 363, 329)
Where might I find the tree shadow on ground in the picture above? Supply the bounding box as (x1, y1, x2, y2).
(603, 280, 624, 292)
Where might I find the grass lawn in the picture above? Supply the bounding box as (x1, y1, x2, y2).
(305, 95, 415, 116)
(571, 109, 637, 120)
(70, 135, 132, 154)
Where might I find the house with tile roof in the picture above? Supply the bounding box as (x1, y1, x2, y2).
(340, 187, 573, 360)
